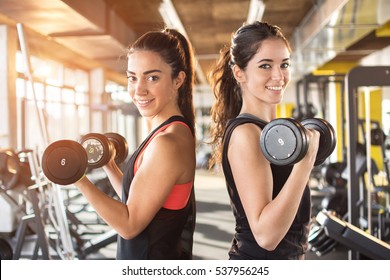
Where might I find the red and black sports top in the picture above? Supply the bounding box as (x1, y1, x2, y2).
(117, 115, 196, 260)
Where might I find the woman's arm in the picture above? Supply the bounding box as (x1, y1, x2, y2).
(102, 159, 123, 199)
(74, 124, 195, 239)
(229, 123, 319, 251)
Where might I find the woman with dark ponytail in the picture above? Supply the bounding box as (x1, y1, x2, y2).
(209, 21, 320, 259)
(74, 28, 196, 260)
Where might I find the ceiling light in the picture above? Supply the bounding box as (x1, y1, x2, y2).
(159, 0, 207, 85)
(247, 0, 266, 23)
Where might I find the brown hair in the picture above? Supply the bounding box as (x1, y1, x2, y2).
(128, 28, 196, 134)
(208, 21, 291, 167)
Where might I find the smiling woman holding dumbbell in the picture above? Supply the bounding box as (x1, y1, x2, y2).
(72, 28, 196, 260)
(208, 21, 322, 259)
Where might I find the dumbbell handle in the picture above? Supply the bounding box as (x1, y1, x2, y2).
(301, 118, 336, 166)
(260, 118, 336, 166)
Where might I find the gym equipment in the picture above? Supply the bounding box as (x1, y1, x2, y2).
(42, 140, 88, 186)
(345, 66, 390, 259)
(316, 210, 390, 259)
(17, 23, 75, 259)
(80, 132, 128, 168)
(0, 149, 21, 190)
(292, 103, 317, 121)
(322, 161, 347, 189)
(42, 132, 128, 185)
(0, 238, 13, 260)
(308, 220, 338, 257)
(260, 118, 336, 166)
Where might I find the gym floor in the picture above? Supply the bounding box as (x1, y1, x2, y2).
(84, 170, 349, 260)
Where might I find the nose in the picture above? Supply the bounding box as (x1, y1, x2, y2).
(134, 79, 148, 95)
(271, 67, 284, 81)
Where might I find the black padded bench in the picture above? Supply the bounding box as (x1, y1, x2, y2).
(316, 211, 390, 259)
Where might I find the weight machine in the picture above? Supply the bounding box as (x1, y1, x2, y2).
(316, 210, 390, 259)
(309, 66, 390, 259)
(344, 66, 390, 259)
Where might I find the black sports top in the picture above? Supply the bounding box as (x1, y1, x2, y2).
(222, 114, 311, 259)
(117, 115, 196, 260)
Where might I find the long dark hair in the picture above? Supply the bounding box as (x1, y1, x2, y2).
(208, 21, 291, 167)
(128, 28, 196, 134)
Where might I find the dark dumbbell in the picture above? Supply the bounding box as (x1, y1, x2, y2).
(42, 132, 128, 185)
(260, 118, 336, 166)
(80, 132, 128, 169)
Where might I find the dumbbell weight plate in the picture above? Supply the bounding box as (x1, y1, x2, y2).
(260, 118, 308, 166)
(0, 238, 13, 260)
(0, 150, 20, 190)
(42, 140, 88, 185)
(104, 133, 129, 164)
(301, 118, 336, 166)
(322, 161, 347, 188)
(371, 127, 385, 146)
(80, 133, 113, 169)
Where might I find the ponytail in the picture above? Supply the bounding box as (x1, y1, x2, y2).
(164, 29, 196, 136)
(208, 46, 242, 168)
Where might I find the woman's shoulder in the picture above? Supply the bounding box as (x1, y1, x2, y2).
(150, 121, 194, 153)
(230, 122, 261, 147)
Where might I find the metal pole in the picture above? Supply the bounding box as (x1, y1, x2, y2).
(16, 23, 75, 259)
(364, 87, 372, 234)
(16, 23, 49, 145)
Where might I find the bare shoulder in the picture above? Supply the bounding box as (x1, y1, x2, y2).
(145, 122, 195, 161)
(142, 122, 195, 182)
(156, 122, 194, 148)
(230, 122, 262, 147)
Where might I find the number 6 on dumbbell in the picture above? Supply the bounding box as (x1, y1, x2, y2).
(41, 133, 128, 185)
(260, 118, 336, 166)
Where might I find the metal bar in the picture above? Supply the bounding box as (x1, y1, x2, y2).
(364, 87, 372, 234)
(16, 23, 49, 146)
(27, 187, 50, 259)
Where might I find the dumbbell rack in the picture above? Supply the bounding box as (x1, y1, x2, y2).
(11, 150, 74, 259)
(12, 186, 51, 259)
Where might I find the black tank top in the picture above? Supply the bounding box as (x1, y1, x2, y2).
(222, 114, 311, 259)
(117, 116, 196, 260)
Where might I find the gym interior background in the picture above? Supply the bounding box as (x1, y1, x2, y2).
(1, 0, 390, 260)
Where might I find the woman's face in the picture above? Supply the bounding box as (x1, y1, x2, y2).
(127, 50, 183, 120)
(234, 38, 291, 106)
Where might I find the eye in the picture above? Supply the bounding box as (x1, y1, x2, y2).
(281, 62, 290, 69)
(259, 64, 271, 69)
(147, 75, 159, 82)
(127, 75, 137, 83)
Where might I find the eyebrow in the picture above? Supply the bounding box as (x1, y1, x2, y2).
(257, 58, 290, 63)
(126, 69, 162, 75)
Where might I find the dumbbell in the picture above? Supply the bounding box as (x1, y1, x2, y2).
(0, 149, 20, 190)
(260, 118, 336, 166)
(41, 132, 128, 185)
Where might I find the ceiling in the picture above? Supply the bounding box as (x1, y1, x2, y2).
(0, 0, 389, 85)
